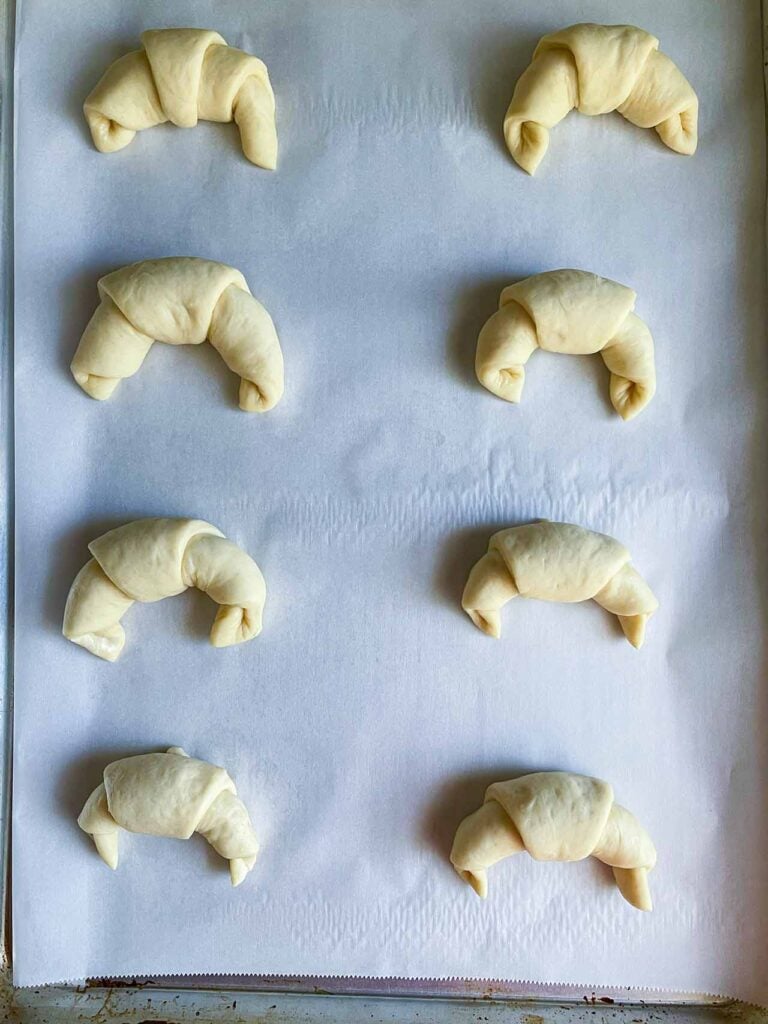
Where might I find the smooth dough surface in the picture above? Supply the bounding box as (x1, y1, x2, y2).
(490, 521, 628, 603)
(70, 257, 284, 412)
(84, 28, 278, 169)
(89, 517, 223, 603)
(503, 271, 634, 355)
(103, 751, 233, 839)
(504, 23, 698, 175)
(486, 773, 613, 861)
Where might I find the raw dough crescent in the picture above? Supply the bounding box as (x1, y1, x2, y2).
(84, 28, 277, 169)
(450, 771, 657, 910)
(504, 23, 698, 175)
(71, 257, 284, 412)
(476, 269, 655, 421)
(461, 520, 658, 648)
(63, 517, 266, 661)
(78, 747, 260, 886)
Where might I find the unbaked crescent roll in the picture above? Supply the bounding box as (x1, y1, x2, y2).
(462, 520, 658, 648)
(63, 517, 266, 661)
(504, 23, 698, 175)
(476, 269, 655, 421)
(71, 257, 284, 413)
(450, 771, 657, 910)
(84, 28, 277, 169)
(78, 747, 260, 886)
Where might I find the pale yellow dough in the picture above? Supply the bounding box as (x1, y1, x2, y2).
(71, 257, 284, 413)
(504, 23, 698, 174)
(63, 517, 266, 661)
(84, 28, 277, 169)
(78, 747, 260, 887)
(462, 520, 658, 648)
(476, 269, 656, 421)
(450, 771, 657, 910)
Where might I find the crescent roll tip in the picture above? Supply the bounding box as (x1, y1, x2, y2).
(613, 866, 653, 911)
(610, 378, 656, 422)
(234, 86, 279, 170)
(230, 859, 249, 887)
(618, 612, 650, 650)
(656, 105, 698, 157)
(502, 117, 548, 176)
(70, 368, 119, 401)
(209, 604, 264, 648)
(83, 107, 136, 154)
(65, 629, 125, 663)
(464, 608, 502, 639)
(239, 376, 284, 414)
(93, 833, 120, 870)
(461, 868, 488, 899)
(230, 853, 259, 887)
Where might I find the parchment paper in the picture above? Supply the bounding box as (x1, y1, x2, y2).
(11, 0, 768, 1003)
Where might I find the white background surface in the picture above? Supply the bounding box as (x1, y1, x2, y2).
(11, 0, 768, 1003)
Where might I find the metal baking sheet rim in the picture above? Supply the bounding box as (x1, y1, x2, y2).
(0, 0, 765, 1017)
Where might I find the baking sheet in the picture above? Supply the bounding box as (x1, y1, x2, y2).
(11, 0, 768, 1004)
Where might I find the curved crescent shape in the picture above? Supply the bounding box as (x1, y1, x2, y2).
(450, 771, 657, 910)
(461, 520, 658, 649)
(63, 517, 266, 662)
(504, 23, 698, 175)
(475, 269, 655, 421)
(77, 747, 260, 887)
(70, 257, 284, 412)
(84, 28, 277, 169)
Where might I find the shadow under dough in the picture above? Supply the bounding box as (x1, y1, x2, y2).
(445, 276, 513, 389)
(68, 37, 135, 147)
(47, 517, 225, 650)
(45, 516, 128, 636)
(432, 521, 510, 612)
(58, 263, 116, 378)
(467, 30, 542, 164)
(419, 764, 537, 864)
(55, 743, 149, 852)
